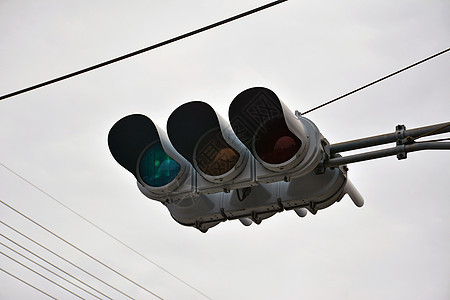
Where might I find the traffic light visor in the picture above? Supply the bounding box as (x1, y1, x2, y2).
(139, 142, 181, 187)
(168, 101, 245, 180)
(108, 114, 187, 189)
(229, 87, 304, 166)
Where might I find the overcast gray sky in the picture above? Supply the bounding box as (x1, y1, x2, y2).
(0, 1, 449, 299)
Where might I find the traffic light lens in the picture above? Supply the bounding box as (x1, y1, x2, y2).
(139, 143, 181, 187)
(255, 118, 301, 164)
(195, 129, 240, 176)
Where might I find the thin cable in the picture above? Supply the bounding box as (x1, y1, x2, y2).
(0, 267, 57, 299)
(411, 123, 450, 141)
(0, 233, 111, 299)
(0, 0, 288, 101)
(415, 138, 450, 143)
(0, 162, 211, 299)
(0, 241, 103, 300)
(0, 220, 130, 300)
(0, 250, 84, 299)
(302, 47, 450, 115)
(0, 232, 112, 299)
(0, 199, 161, 300)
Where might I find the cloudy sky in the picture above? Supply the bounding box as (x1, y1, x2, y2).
(0, 0, 449, 299)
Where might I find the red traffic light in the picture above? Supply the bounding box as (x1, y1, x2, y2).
(254, 117, 301, 164)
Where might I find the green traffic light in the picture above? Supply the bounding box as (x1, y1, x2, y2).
(139, 142, 181, 187)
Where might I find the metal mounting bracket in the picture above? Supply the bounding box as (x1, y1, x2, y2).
(315, 139, 332, 174)
(395, 124, 407, 160)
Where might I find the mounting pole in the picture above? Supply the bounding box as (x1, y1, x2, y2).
(322, 122, 450, 168)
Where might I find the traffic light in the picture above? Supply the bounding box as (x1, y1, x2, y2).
(108, 87, 363, 232)
(167, 101, 256, 194)
(229, 87, 324, 182)
(108, 114, 196, 201)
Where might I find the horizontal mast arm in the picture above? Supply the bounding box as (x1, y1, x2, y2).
(330, 122, 450, 154)
(324, 142, 450, 168)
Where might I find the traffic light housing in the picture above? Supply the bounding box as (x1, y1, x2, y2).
(229, 87, 324, 182)
(108, 88, 363, 232)
(108, 114, 195, 201)
(167, 101, 256, 194)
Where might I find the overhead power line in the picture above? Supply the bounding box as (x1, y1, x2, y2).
(0, 240, 103, 300)
(0, 161, 212, 299)
(0, 199, 162, 300)
(0, 232, 111, 299)
(0, 267, 57, 299)
(0, 0, 288, 101)
(302, 47, 450, 114)
(0, 220, 127, 299)
(0, 250, 84, 299)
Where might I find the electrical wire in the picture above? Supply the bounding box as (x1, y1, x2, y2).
(0, 240, 103, 300)
(0, 250, 84, 299)
(302, 47, 450, 115)
(0, 161, 212, 299)
(415, 138, 450, 143)
(0, 0, 288, 101)
(410, 123, 450, 141)
(0, 199, 162, 299)
(0, 220, 129, 299)
(0, 267, 57, 299)
(0, 231, 111, 299)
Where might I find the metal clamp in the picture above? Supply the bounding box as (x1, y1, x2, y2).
(315, 139, 331, 174)
(395, 124, 407, 160)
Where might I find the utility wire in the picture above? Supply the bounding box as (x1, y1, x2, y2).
(303, 47, 450, 115)
(411, 123, 450, 141)
(416, 138, 450, 143)
(0, 0, 288, 101)
(0, 161, 211, 299)
(0, 240, 103, 300)
(0, 267, 57, 299)
(0, 232, 112, 299)
(0, 200, 161, 299)
(0, 220, 129, 299)
(0, 250, 84, 299)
